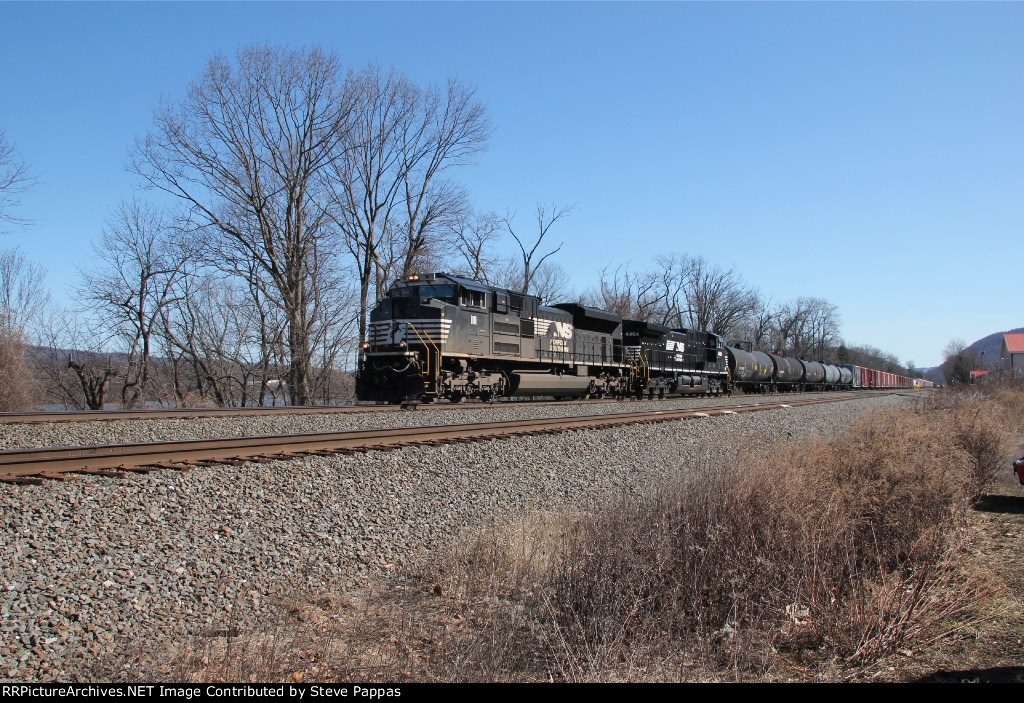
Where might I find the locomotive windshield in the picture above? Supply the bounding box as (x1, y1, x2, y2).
(418, 285, 456, 301)
(389, 284, 456, 302)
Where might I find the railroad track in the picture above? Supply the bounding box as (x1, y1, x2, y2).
(0, 404, 406, 424)
(0, 397, 634, 424)
(0, 393, 891, 484)
(0, 388, 916, 424)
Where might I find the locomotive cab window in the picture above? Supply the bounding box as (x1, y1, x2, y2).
(460, 288, 487, 308)
(419, 285, 456, 302)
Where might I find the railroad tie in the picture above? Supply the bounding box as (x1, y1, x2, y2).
(75, 468, 127, 479)
(138, 463, 194, 472)
(30, 471, 81, 481)
(0, 477, 43, 485)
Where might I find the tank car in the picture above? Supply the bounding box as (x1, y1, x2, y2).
(800, 360, 826, 389)
(725, 347, 774, 393)
(770, 354, 804, 391)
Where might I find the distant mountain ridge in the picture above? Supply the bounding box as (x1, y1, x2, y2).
(966, 327, 1024, 368)
(914, 327, 1023, 382)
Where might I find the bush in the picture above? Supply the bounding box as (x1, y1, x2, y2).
(0, 331, 34, 410)
(430, 393, 1012, 680)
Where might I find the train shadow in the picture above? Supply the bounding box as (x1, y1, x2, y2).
(972, 493, 1024, 515)
(914, 666, 1024, 683)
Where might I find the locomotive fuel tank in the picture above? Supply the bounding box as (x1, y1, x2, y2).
(508, 371, 593, 397)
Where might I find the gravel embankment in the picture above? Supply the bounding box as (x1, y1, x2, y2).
(0, 391, 899, 450)
(0, 392, 915, 682)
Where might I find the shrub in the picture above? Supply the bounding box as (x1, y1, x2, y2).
(0, 330, 34, 410)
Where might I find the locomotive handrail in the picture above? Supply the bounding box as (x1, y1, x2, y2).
(407, 323, 440, 396)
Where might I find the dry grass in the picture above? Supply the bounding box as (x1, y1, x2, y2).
(142, 388, 1023, 683)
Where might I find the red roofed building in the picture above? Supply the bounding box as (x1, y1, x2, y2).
(1001, 333, 1024, 376)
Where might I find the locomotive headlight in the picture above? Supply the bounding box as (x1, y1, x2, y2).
(399, 340, 407, 349)
(361, 342, 370, 350)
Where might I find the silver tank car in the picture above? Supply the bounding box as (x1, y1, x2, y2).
(801, 360, 826, 386)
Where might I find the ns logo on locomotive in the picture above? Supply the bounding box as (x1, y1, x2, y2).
(355, 273, 927, 404)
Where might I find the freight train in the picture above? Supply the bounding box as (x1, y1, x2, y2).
(355, 273, 931, 403)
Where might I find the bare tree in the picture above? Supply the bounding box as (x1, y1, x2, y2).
(130, 43, 353, 405)
(732, 296, 774, 350)
(332, 66, 490, 360)
(67, 354, 120, 411)
(648, 253, 689, 326)
(0, 247, 49, 339)
(675, 255, 760, 337)
(35, 308, 121, 410)
(529, 262, 577, 304)
(395, 76, 490, 276)
(0, 247, 49, 410)
(160, 271, 279, 407)
(504, 202, 574, 295)
(585, 263, 662, 320)
(0, 332, 33, 410)
(447, 209, 503, 283)
(840, 342, 907, 374)
(941, 338, 975, 386)
(586, 253, 759, 335)
(78, 201, 189, 407)
(771, 296, 840, 359)
(0, 129, 36, 230)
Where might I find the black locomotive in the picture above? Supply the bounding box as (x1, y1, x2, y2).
(356, 273, 728, 403)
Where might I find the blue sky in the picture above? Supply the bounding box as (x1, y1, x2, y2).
(1, 1, 1021, 368)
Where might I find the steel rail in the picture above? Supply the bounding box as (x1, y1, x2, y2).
(0, 393, 888, 481)
(0, 405, 395, 424)
(0, 388, 898, 425)
(0, 398, 629, 424)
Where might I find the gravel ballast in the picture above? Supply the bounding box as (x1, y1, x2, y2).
(1, 392, 894, 450)
(0, 392, 915, 681)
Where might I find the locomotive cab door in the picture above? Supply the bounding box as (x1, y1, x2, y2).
(490, 290, 521, 356)
(458, 286, 491, 356)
